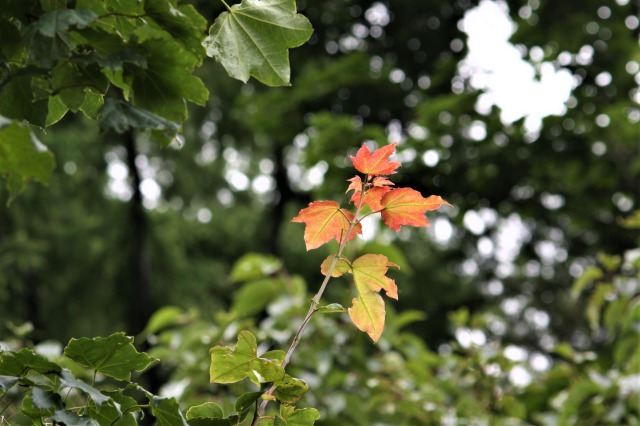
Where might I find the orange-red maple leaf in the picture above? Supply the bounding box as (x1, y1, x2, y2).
(380, 188, 450, 231)
(351, 143, 401, 175)
(292, 201, 362, 250)
(350, 186, 392, 210)
(346, 175, 395, 210)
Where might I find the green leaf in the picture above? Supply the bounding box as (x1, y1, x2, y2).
(129, 39, 208, 121)
(0, 76, 68, 127)
(23, 9, 99, 68)
(21, 394, 56, 422)
(0, 118, 55, 201)
(88, 390, 139, 426)
(273, 375, 309, 404)
(143, 306, 189, 336)
(278, 405, 320, 426)
(209, 331, 285, 384)
(143, 0, 207, 58)
(151, 396, 189, 426)
(31, 387, 61, 410)
(63, 332, 156, 381)
(0, 347, 61, 376)
(50, 409, 99, 426)
(186, 402, 225, 420)
(0, 375, 19, 392)
(235, 391, 263, 422)
(98, 99, 180, 136)
(59, 370, 111, 408)
(316, 303, 347, 313)
(203, 0, 313, 86)
(230, 253, 283, 283)
(231, 278, 285, 318)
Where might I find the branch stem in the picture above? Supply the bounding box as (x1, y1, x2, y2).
(257, 179, 368, 418)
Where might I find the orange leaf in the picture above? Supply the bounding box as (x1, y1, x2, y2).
(372, 176, 394, 187)
(380, 188, 450, 231)
(349, 185, 392, 211)
(350, 143, 401, 175)
(352, 254, 399, 300)
(349, 291, 386, 343)
(291, 201, 362, 250)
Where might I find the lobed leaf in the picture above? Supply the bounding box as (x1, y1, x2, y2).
(203, 0, 313, 86)
(292, 201, 361, 250)
(151, 396, 189, 426)
(351, 254, 399, 300)
(350, 142, 400, 175)
(380, 189, 451, 231)
(209, 331, 285, 384)
(0, 347, 61, 377)
(63, 332, 156, 381)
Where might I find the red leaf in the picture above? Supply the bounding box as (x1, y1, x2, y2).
(350, 143, 401, 175)
(380, 188, 451, 231)
(292, 201, 362, 250)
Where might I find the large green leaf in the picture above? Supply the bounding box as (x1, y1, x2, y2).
(88, 390, 139, 426)
(63, 332, 156, 381)
(203, 0, 313, 86)
(209, 331, 285, 384)
(0, 118, 55, 201)
(129, 38, 208, 121)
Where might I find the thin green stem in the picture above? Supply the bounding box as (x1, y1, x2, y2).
(220, 0, 232, 10)
(257, 178, 369, 418)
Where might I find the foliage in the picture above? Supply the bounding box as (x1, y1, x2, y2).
(0, 0, 311, 200)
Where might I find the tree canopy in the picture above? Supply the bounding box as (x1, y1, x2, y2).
(1, 0, 639, 424)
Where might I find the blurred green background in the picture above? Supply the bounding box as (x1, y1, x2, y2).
(1, 0, 638, 424)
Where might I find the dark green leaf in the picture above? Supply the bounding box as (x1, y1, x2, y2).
(60, 370, 111, 408)
(98, 99, 180, 135)
(31, 387, 61, 410)
(129, 39, 208, 121)
(23, 9, 98, 67)
(88, 390, 139, 426)
(0, 77, 68, 127)
(63, 332, 156, 381)
(143, 0, 207, 57)
(151, 396, 189, 426)
(0, 347, 61, 376)
(234, 391, 263, 422)
(203, 0, 313, 86)
(21, 394, 56, 422)
(50, 409, 99, 426)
